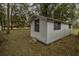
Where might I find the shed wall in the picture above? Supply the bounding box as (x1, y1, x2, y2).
(31, 18, 47, 43)
(47, 22, 71, 44)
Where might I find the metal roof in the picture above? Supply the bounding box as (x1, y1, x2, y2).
(27, 15, 72, 25)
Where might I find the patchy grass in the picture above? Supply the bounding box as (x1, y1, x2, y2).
(72, 28, 79, 35)
(0, 31, 7, 56)
(0, 29, 79, 56)
(0, 31, 7, 46)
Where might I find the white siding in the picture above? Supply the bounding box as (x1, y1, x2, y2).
(47, 22, 71, 44)
(31, 18, 47, 43)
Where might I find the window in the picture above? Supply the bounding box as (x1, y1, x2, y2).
(34, 19, 39, 32)
(54, 21, 61, 30)
(69, 24, 71, 29)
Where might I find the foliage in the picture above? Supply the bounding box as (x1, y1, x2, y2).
(10, 3, 29, 27)
(0, 4, 5, 26)
(30, 3, 76, 21)
(54, 4, 76, 21)
(0, 3, 77, 29)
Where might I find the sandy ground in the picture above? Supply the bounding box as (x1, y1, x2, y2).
(0, 29, 79, 56)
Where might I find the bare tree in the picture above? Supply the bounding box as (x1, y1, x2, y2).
(6, 3, 10, 34)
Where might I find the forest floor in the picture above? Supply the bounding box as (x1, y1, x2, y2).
(0, 28, 79, 56)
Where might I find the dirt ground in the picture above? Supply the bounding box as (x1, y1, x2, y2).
(0, 29, 79, 56)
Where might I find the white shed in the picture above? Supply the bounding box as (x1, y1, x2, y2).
(28, 15, 72, 44)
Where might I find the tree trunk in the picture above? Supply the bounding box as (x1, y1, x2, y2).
(1, 15, 5, 31)
(11, 5, 13, 30)
(3, 17, 6, 30)
(1, 19, 3, 31)
(1, 19, 4, 31)
(11, 11, 13, 30)
(6, 3, 10, 34)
